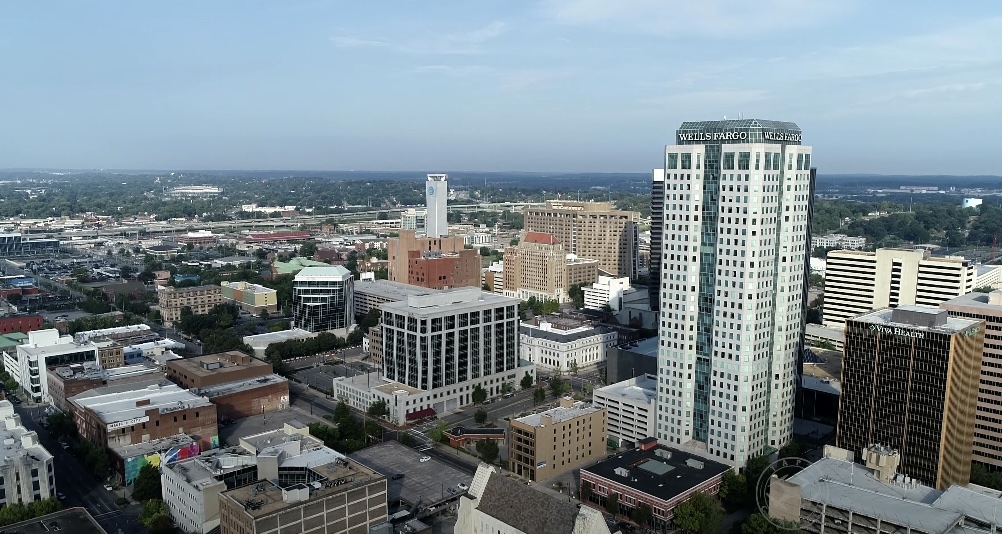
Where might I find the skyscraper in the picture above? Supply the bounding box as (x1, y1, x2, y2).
(655, 119, 813, 467)
(425, 173, 448, 238)
(523, 200, 640, 278)
(836, 306, 983, 489)
(649, 169, 665, 311)
(292, 266, 354, 332)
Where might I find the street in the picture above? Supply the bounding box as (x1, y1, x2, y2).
(16, 405, 143, 534)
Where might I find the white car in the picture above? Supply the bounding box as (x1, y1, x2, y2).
(457, 483, 469, 491)
(419, 456, 431, 463)
(103, 484, 113, 491)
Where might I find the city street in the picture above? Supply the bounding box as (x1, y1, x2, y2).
(15, 405, 143, 534)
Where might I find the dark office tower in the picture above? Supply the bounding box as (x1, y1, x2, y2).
(836, 306, 984, 489)
(649, 169, 665, 311)
(655, 119, 812, 467)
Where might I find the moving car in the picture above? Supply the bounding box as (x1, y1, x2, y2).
(419, 456, 431, 463)
(103, 484, 113, 491)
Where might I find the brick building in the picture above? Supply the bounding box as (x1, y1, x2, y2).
(509, 397, 606, 482)
(166, 352, 289, 420)
(47, 362, 163, 412)
(405, 248, 481, 289)
(69, 381, 218, 450)
(0, 315, 42, 335)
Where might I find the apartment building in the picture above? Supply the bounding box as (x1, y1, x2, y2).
(582, 275, 632, 312)
(508, 398, 606, 482)
(481, 261, 504, 294)
(519, 317, 617, 372)
(823, 248, 976, 328)
(0, 400, 55, 506)
(593, 374, 657, 447)
(400, 207, 427, 232)
(2, 329, 99, 403)
(220, 281, 278, 316)
(942, 290, 1002, 469)
(836, 306, 983, 489)
(387, 230, 469, 284)
(158, 285, 224, 327)
(524, 200, 640, 278)
(503, 232, 599, 303)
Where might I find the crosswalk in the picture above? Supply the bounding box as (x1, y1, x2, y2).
(407, 429, 434, 451)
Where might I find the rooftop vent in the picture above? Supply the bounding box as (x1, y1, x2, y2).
(614, 467, 630, 478)
(686, 459, 704, 470)
(654, 449, 672, 460)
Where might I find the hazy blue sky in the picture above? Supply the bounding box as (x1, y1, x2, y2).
(2, 1, 1000, 174)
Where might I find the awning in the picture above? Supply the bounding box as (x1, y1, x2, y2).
(405, 408, 436, 421)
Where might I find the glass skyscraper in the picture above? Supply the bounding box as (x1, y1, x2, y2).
(654, 119, 813, 467)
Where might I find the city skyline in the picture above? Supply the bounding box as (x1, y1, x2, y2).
(1, 1, 1000, 174)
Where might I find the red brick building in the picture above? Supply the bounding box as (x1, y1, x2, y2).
(405, 249, 480, 289)
(166, 351, 289, 420)
(0, 315, 42, 335)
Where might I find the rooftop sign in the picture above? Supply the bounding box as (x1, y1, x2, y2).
(677, 131, 802, 143)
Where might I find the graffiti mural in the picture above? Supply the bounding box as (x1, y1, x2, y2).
(122, 438, 214, 485)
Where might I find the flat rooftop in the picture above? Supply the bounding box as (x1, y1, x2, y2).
(239, 425, 321, 454)
(596, 374, 656, 404)
(353, 280, 436, 301)
(294, 265, 352, 279)
(0, 508, 107, 534)
(349, 441, 472, 509)
(168, 351, 270, 378)
(805, 323, 845, 343)
(515, 402, 602, 427)
(381, 287, 517, 317)
(0, 401, 52, 465)
(220, 451, 382, 518)
(53, 361, 161, 382)
(197, 374, 287, 398)
(583, 444, 731, 503)
(617, 336, 658, 357)
(70, 382, 213, 424)
(243, 328, 316, 348)
(851, 305, 980, 334)
(163, 446, 255, 490)
(111, 433, 196, 460)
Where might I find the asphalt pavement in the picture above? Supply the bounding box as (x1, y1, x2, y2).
(16, 405, 143, 534)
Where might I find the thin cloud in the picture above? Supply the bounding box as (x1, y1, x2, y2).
(331, 21, 507, 55)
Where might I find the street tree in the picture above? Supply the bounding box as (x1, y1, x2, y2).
(475, 439, 499, 464)
(520, 372, 534, 390)
(533, 387, 546, 405)
(605, 492, 619, 516)
(139, 499, 169, 529)
(472, 384, 487, 404)
(718, 470, 747, 508)
(474, 408, 488, 425)
(367, 399, 389, 419)
(131, 463, 162, 501)
(673, 493, 723, 534)
(635, 502, 654, 529)
(549, 376, 567, 398)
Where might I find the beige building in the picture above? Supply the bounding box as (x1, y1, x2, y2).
(220, 281, 278, 315)
(158, 285, 224, 327)
(824, 248, 977, 328)
(942, 290, 1002, 469)
(503, 232, 599, 303)
(217, 447, 386, 534)
(509, 397, 606, 482)
(524, 200, 639, 278)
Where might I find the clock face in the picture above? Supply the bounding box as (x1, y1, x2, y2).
(427, 186, 435, 195)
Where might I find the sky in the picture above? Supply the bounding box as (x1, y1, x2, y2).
(1, 1, 1001, 175)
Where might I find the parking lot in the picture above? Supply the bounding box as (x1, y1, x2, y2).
(349, 441, 472, 512)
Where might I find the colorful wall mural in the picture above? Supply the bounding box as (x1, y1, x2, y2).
(121, 435, 218, 485)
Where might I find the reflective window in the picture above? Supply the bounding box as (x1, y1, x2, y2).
(681, 153, 692, 169)
(667, 153, 679, 169)
(738, 152, 750, 170)
(723, 153, 735, 170)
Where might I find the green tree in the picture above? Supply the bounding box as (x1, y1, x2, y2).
(298, 241, 318, 258)
(474, 408, 488, 425)
(741, 512, 795, 534)
(673, 492, 723, 534)
(718, 470, 747, 508)
(520, 372, 534, 390)
(549, 376, 566, 397)
(428, 421, 449, 443)
(139, 499, 169, 529)
(568, 283, 585, 308)
(635, 502, 654, 529)
(367, 399, 389, 419)
(541, 299, 560, 315)
(533, 386, 546, 405)
(334, 401, 352, 422)
(472, 384, 487, 404)
(475, 439, 499, 464)
(569, 361, 579, 375)
(131, 463, 162, 501)
(605, 492, 619, 515)
(744, 454, 772, 506)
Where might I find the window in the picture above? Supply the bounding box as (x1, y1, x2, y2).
(738, 152, 750, 170)
(796, 153, 804, 170)
(754, 152, 761, 170)
(667, 153, 679, 169)
(772, 153, 781, 170)
(681, 153, 692, 169)
(723, 153, 735, 170)
(804, 153, 811, 169)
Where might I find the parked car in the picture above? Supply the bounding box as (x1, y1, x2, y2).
(103, 484, 113, 491)
(391, 474, 404, 480)
(419, 456, 431, 463)
(457, 483, 469, 491)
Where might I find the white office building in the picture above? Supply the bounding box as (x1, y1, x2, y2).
(593, 374, 657, 447)
(400, 208, 427, 232)
(2, 329, 98, 403)
(519, 318, 616, 373)
(332, 288, 534, 423)
(292, 266, 354, 332)
(425, 173, 448, 238)
(0, 400, 55, 506)
(655, 119, 812, 467)
(810, 233, 866, 250)
(161, 422, 324, 534)
(582, 275, 632, 312)
(824, 248, 976, 328)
